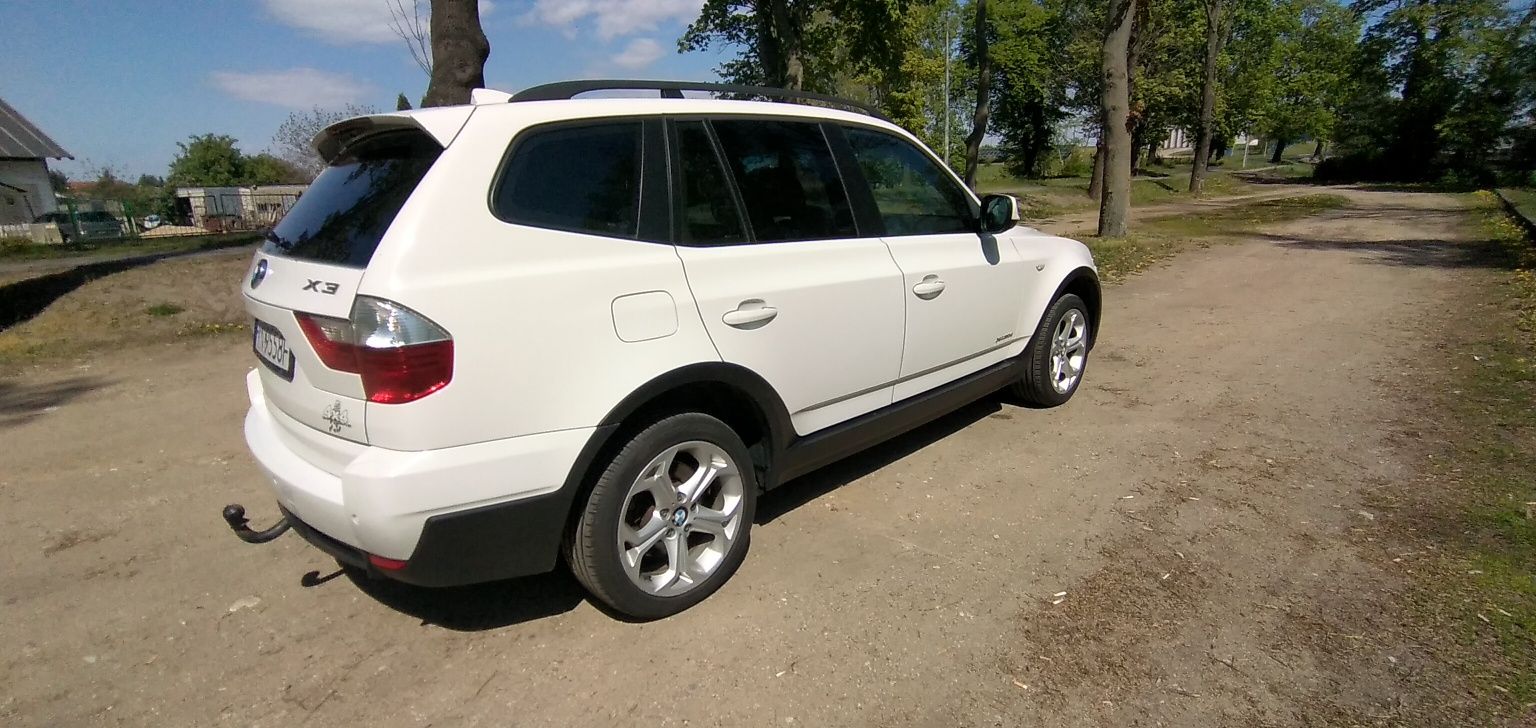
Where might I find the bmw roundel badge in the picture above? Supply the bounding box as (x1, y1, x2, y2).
(251, 259, 268, 288)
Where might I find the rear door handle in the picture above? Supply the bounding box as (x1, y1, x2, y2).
(722, 300, 778, 329)
(912, 275, 946, 300)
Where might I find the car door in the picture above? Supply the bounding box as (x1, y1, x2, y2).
(671, 118, 906, 435)
(837, 125, 1031, 402)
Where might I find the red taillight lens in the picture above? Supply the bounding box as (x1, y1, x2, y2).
(294, 313, 361, 373)
(294, 297, 453, 404)
(357, 339, 453, 404)
(368, 554, 408, 571)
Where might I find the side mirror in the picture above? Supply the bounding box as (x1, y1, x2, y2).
(980, 194, 1020, 234)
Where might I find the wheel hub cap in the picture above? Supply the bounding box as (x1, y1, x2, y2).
(617, 441, 745, 598)
(1048, 309, 1090, 394)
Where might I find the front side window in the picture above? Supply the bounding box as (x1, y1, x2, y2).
(710, 120, 856, 243)
(492, 122, 641, 238)
(844, 126, 976, 236)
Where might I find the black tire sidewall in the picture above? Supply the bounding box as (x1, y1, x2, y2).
(573, 412, 757, 620)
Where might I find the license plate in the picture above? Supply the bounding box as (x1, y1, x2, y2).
(252, 319, 295, 381)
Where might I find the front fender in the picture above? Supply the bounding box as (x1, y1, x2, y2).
(1008, 233, 1099, 349)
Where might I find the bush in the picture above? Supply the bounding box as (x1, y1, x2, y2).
(1, 236, 36, 255)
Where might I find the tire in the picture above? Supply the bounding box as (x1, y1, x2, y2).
(566, 412, 757, 620)
(1011, 293, 1092, 407)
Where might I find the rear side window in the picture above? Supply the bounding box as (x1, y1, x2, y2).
(843, 126, 976, 236)
(675, 121, 746, 245)
(492, 122, 641, 238)
(710, 120, 856, 243)
(264, 130, 441, 268)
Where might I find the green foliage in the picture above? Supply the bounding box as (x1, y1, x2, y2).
(396, 93, 413, 111)
(47, 169, 68, 193)
(165, 135, 305, 188)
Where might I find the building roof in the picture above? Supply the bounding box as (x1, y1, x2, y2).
(0, 97, 72, 160)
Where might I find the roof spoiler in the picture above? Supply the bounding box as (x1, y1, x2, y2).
(311, 106, 475, 164)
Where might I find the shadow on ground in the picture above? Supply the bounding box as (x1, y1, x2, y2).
(0, 377, 106, 429)
(325, 394, 1006, 630)
(1264, 234, 1524, 270)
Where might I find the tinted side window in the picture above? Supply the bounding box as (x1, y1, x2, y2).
(264, 130, 442, 268)
(710, 120, 856, 243)
(844, 126, 975, 236)
(675, 121, 746, 245)
(493, 122, 641, 238)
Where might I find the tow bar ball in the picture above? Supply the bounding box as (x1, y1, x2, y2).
(222, 504, 292, 544)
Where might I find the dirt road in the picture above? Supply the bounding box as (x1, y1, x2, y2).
(0, 189, 1495, 726)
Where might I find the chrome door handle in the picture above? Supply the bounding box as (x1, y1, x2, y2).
(722, 300, 779, 329)
(912, 276, 946, 300)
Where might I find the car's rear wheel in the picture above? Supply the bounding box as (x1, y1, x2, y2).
(566, 413, 756, 620)
(1012, 293, 1091, 407)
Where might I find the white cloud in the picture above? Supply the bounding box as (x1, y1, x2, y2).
(210, 68, 373, 109)
(261, 0, 496, 44)
(524, 0, 703, 41)
(610, 38, 665, 70)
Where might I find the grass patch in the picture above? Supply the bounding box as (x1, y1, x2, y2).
(1424, 196, 1536, 704)
(0, 232, 261, 263)
(1087, 194, 1349, 282)
(144, 302, 185, 317)
(1498, 188, 1536, 224)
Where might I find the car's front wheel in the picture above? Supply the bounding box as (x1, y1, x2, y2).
(1013, 293, 1092, 407)
(566, 412, 756, 620)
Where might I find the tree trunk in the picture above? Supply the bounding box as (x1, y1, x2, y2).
(1269, 137, 1287, 164)
(1211, 134, 1228, 161)
(1188, 0, 1222, 194)
(421, 0, 488, 107)
(963, 0, 991, 188)
(1098, 0, 1136, 238)
(767, 0, 805, 90)
(1087, 136, 1106, 199)
(1311, 139, 1326, 160)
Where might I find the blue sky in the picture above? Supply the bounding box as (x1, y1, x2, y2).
(1, 0, 726, 180)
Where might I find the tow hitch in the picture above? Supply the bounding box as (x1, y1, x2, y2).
(221, 504, 292, 544)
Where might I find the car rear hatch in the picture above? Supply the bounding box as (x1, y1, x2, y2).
(243, 111, 466, 445)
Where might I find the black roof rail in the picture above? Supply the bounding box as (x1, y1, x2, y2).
(510, 79, 888, 120)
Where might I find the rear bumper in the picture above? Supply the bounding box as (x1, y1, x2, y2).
(242, 370, 599, 586)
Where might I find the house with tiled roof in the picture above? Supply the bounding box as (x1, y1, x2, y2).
(0, 96, 72, 225)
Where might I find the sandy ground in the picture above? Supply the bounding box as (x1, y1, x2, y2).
(0, 188, 1501, 726)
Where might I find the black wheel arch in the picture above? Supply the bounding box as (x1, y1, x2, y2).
(1051, 266, 1102, 348)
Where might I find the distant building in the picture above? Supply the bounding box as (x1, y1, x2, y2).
(173, 184, 307, 230)
(0, 96, 71, 226)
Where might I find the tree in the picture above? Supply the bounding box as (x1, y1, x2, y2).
(244, 153, 307, 185)
(1099, 0, 1137, 238)
(271, 105, 378, 179)
(422, 0, 489, 107)
(48, 169, 68, 193)
(396, 93, 413, 111)
(1188, 0, 1224, 193)
(962, 0, 991, 187)
(387, 0, 432, 77)
(167, 134, 247, 187)
(987, 0, 1068, 178)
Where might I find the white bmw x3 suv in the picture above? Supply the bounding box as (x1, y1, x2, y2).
(230, 80, 1099, 619)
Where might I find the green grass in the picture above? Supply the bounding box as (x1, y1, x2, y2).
(1430, 198, 1536, 703)
(1498, 188, 1536, 223)
(1085, 194, 1349, 282)
(144, 302, 185, 317)
(0, 231, 261, 263)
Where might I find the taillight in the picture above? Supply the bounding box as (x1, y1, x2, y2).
(295, 296, 453, 404)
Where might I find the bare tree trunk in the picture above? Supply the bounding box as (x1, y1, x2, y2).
(963, 0, 991, 188)
(1189, 0, 1223, 194)
(421, 0, 488, 107)
(1087, 136, 1106, 199)
(1311, 139, 1326, 160)
(1098, 0, 1136, 238)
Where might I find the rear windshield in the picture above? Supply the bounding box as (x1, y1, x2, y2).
(263, 130, 441, 268)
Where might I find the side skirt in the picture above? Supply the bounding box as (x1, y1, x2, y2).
(772, 354, 1027, 486)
